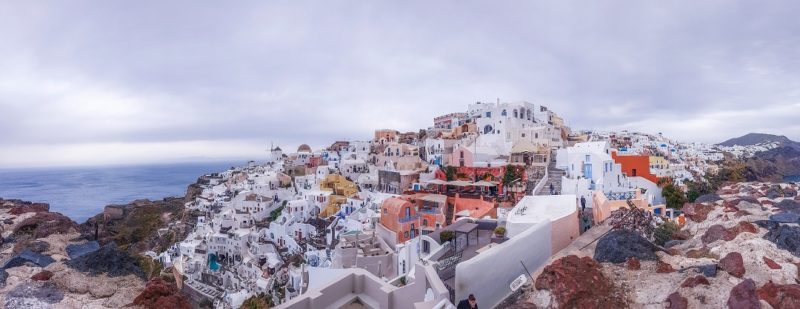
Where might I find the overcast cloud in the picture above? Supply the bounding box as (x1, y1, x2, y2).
(1, 1, 799, 167)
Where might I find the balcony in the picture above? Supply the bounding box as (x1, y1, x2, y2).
(419, 208, 440, 215)
(398, 215, 420, 224)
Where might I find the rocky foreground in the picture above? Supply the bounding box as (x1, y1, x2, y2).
(0, 197, 193, 309)
(509, 182, 800, 309)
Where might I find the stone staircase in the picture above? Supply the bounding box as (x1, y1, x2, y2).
(536, 151, 565, 195)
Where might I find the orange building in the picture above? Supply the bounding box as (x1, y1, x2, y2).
(379, 198, 420, 244)
(611, 152, 659, 184)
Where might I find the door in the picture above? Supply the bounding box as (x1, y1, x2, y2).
(583, 163, 592, 179)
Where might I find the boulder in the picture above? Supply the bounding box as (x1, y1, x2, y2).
(594, 230, 657, 263)
(625, 257, 641, 270)
(681, 275, 710, 288)
(664, 240, 685, 249)
(770, 213, 800, 223)
(5, 282, 64, 307)
(13, 212, 77, 239)
(66, 243, 145, 278)
(665, 292, 688, 309)
(133, 278, 192, 309)
(785, 187, 798, 197)
(754, 220, 780, 231)
(656, 260, 675, 273)
(728, 279, 760, 309)
(535, 255, 627, 308)
(763, 225, 800, 257)
(682, 203, 715, 222)
(2, 249, 55, 269)
(695, 194, 722, 203)
(762, 257, 782, 270)
(775, 199, 800, 214)
(757, 282, 800, 308)
(720, 252, 745, 278)
(766, 185, 785, 199)
(8, 202, 50, 215)
(697, 264, 718, 277)
(66, 241, 101, 259)
(0, 269, 8, 286)
(686, 247, 716, 259)
(12, 239, 50, 254)
(31, 270, 54, 281)
(702, 222, 757, 244)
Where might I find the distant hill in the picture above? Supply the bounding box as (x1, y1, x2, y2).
(718, 133, 798, 148)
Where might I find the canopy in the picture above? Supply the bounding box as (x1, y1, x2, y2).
(425, 179, 448, 185)
(448, 180, 473, 187)
(472, 180, 498, 187)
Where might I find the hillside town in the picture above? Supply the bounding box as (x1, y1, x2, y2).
(131, 100, 798, 309)
(1, 100, 797, 309)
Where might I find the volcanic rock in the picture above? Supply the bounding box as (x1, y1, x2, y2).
(66, 243, 145, 278)
(66, 241, 100, 259)
(775, 199, 800, 214)
(656, 260, 675, 273)
(665, 292, 688, 309)
(535, 255, 627, 308)
(719, 252, 745, 278)
(697, 264, 718, 277)
(757, 282, 800, 308)
(31, 270, 54, 281)
(2, 249, 55, 269)
(695, 193, 722, 203)
(8, 203, 49, 215)
(681, 275, 710, 288)
(4, 282, 64, 308)
(770, 213, 800, 223)
(594, 230, 657, 263)
(626, 257, 641, 270)
(763, 225, 800, 257)
(727, 279, 760, 309)
(133, 278, 191, 309)
(13, 212, 77, 239)
(702, 222, 757, 244)
(682, 203, 715, 222)
(763, 257, 783, 270)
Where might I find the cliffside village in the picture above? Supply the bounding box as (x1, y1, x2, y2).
(153, 100, 778, 308)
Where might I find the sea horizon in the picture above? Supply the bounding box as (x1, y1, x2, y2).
(0, 160, 249, 223)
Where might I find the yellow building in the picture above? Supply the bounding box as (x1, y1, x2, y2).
(319, 174, 359, 217)
(649, 156, 669, 170)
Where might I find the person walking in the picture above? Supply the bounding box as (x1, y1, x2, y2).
(580, 195, 586, 212)
(549, 183, 554, 195)
(457, 294, 478, 309)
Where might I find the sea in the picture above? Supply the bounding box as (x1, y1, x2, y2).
(0, 161, 244, 223)
(786, 175, 800, 183)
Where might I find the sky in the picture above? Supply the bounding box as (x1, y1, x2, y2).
(1, 1, 799, 168)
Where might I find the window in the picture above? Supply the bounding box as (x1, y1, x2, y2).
(423, 219, 428, 226)
(405, 207, 411, 218)
(585, 155, 590, 162)
(632, 169, 637, 176)
(485, 111, 491, 118)
(501, 109, 507, 116)
(513, 109, 518, 118)
(404, 231, 409, 238)
(383, 208, 388, 214)
(422, 240, 430, 253)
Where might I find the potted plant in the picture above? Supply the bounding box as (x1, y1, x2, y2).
(494, 226, 507, 238)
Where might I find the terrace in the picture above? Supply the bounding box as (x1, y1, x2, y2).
(426, 219, 498, 287)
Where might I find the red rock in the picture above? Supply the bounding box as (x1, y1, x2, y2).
(702, 222, 757, 244)
(535, 255, 627, 308)
(12, 212, 77, 239)
(8, 203, 50, 215)
(757, 281, 800, 309)
(763, 257, 782, 270)
(656, 260, 675, 273)
(30, 270, 53, 281)
(720, 252, 746, 278)
(666, 292, 688, 309)
(686, 247, 713, 259)
(626, 257, 641, 270)
(682, 203, 715, 222)
(734, 210, 752, 218)
(681, 275, 710, 288)
(728, 279, 760, 309)
(133, 278, 191, 309)
(724, 205, 740, 213)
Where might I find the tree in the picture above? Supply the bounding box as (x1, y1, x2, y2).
(503, 164, 522, 185)
(662, 182, 687, 209)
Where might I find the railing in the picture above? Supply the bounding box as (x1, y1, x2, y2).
(398, 215, 420, 223)
(419, 208, 440, 215)
(606, 191, 636, 201)
(532, 167, 549, 195)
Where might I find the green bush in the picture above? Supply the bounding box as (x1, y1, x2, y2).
(440, 230, 455, 242)
(494, 226, 506, 236)
(653, 221, 680, 246)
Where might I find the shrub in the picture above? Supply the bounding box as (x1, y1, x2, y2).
(440, 230, 455, 242)
(653, 221, 680, 246)
(494, 226, 507, 236)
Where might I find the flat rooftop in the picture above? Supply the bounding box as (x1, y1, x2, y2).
(507, 195, 577, 224)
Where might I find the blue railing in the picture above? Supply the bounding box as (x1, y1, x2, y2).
(399, 215, 420, 223)
(606, 191, 636, 201)
(419, 208, 440, 215)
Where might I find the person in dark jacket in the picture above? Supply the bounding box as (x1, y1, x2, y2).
(580, 195, 586, 212)
(457, 294, 478, 309)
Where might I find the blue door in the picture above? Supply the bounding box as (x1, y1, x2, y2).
(583, 164, 592, 179)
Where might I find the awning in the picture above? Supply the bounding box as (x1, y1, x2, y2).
(448, 180, 473, 187)
(472, 181, 498, 187)
(425, 179, 448, 185)
(455, 210, 472, 217)
(419, 194, 447, 204)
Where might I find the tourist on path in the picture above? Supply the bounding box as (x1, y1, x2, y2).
(457, 294, 478, 309)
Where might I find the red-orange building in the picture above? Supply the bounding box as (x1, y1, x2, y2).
(379, 198, 420, 244)
(611, 152, 659, 184)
